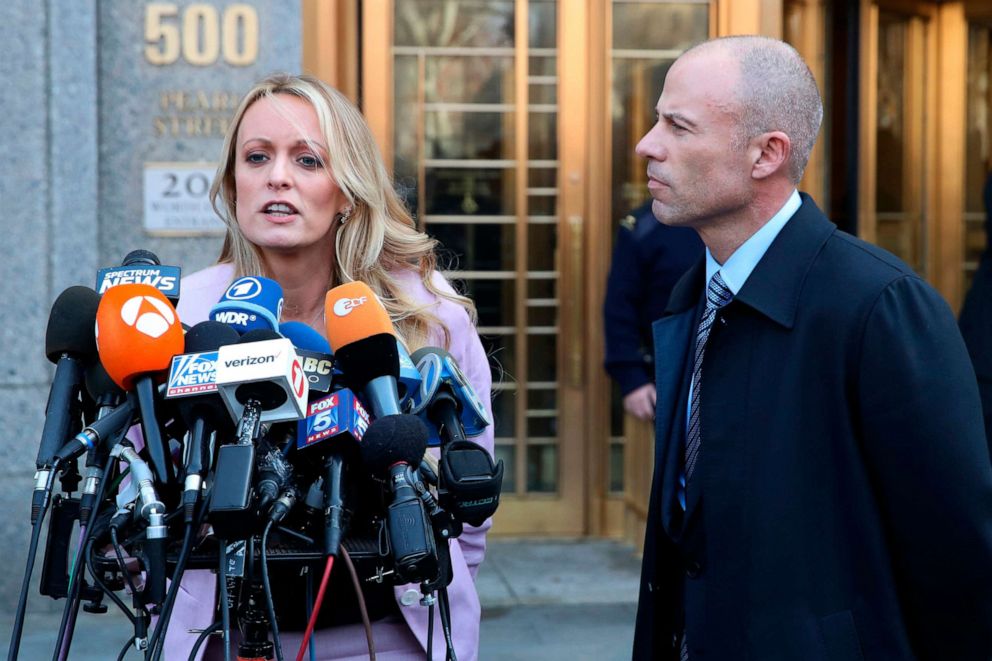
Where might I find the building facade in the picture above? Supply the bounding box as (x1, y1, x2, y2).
(2, 0, 991, 607)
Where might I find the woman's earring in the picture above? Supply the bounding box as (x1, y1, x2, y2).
(337, 207, 353, 225)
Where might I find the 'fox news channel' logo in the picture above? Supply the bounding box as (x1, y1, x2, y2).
(166, 351, 219, 397)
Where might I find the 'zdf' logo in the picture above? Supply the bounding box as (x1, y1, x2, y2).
(332, 296, 368, 317)
(119, 295, 176, 338)
(224, 277, 263, 300)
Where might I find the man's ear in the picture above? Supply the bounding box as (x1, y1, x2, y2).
(750, 131, 791, 180)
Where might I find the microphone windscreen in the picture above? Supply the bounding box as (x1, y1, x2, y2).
(84, 359, 124, 403)
(95, 283, 184, 390)
(210, 276, 284, 333)
(324, 281, 394, 352)
(239, 328, 283, 344)
(184, 320, 240, 353)
(359, 414, 429, 476)
(280, 321, 331, 353)
(122, 249, 160, 266)
(45, 286, 100, 363)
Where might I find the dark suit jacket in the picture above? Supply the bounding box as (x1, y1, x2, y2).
(633, 196, 992, 660)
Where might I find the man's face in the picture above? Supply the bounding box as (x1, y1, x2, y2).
(635, 50, 754, 230)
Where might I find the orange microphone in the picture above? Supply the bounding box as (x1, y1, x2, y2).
(324, 282, 401, 418)
(96, 283, 184, 485)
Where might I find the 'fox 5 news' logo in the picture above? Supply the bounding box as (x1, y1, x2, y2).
(166, 351, 219, 397)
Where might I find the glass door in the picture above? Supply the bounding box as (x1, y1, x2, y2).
(363, 0, 585, 535)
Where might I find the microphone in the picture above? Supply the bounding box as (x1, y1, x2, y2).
(95, 283, 185, 486)
(410, 347, 501, 527)
(33, 286, 100, 521)
(361, 414, 439, 584)
(280, 321, 335, 394)
(396, 340, 423, 412)
(295, 389, 370, 556)
(214, 329, 309, 425)
(96, 249, 181, 305)
(209, 329, 307, 539)
(169, 321, 240, 521)
(209, 275, 284, 334)
(324, 281, 402, 418)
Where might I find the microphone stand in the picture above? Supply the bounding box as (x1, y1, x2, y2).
(237, 535, 276, 661)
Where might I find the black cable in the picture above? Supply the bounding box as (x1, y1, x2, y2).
(340, 547, 375, 660)
(52, 454, 117, 661)
(218, 539, 232, 661)
(85, 538, 136, 625)
(111, 527, 139, 599)
(438, 587, 457, 661)
(147, 522, 195, 661)
(117, 637, 132, 661)
(8, 462, 58, 661)
(188, 622, 222, 661)
(260, 521, 284, 661)
(427, 602, 434, 661)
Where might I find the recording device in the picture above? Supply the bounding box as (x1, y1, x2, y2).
(294, 389, 370, 556)
(397, 340, 423, 412)
(411, 347, 501, 527)
(95, 250, 181, 305)
(361, 414, 439, 584)
(209, 330, 307, 539)
(324, 281, 402, 419)
(112, 444, 168, 605)
(280, 320, 335, 393)
(33, 286, 100, 521)
(210, 275, 284, 334)
(169, 321, 240, 521)
(95, 283, 184, 487)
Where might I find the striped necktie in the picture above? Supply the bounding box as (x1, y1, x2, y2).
(685, 271, 733, 485)
(681, 271, 733, 660)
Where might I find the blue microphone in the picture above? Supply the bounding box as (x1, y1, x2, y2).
(209, 276, 284, 334)
(280, 321, 336, 394)
(409, 347, 491, 438)
(396, 341, 422, 413)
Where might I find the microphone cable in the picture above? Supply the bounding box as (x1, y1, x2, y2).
(260, 520, 285, 661)
(437, 586, 457, 661)
(149, 486, 214, 661)
(188, 622, 223, 660)
(218, 538, 232, 661)
(53, 427, 127, 661)
(295, 555, 334, 661)
(8, 459, 60, 661)
(85, 535, 136, 626)
(340, 546, 376, 660)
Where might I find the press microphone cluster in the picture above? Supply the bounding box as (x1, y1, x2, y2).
(13, 263, 500, 661)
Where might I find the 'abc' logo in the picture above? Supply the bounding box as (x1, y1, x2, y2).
(225, 277, 263, 300)
(119, 295, 176, 338)
(333, 296, 367, 317)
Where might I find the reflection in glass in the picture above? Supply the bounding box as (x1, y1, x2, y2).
(430, 223, 516, 271)
(425, 169, 516, 216)
(527, 444, 558, 492)
(965, 25, 992, 290)
(491, 388, 516, 438)
(528, 224, 557, 271)
(395, 1, 514, 48)
(460, 279, 515, 326)
(495, 444, 516, 493)
(528, 334, 557, 382)
(613, 3, 707, 52)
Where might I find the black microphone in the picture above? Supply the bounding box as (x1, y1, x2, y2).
(208, 329, 306, 540)
(410, 348, 502, 527)
(361, 414, 439, 584)
(170, 321, 240, 522)
(32, 286, 101, 522)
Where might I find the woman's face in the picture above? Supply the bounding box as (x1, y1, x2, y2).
(233, 93, 348, 256)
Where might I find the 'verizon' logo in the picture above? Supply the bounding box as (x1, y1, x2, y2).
(225, 277, 263, 300)
(332, 296, 368, 317)
(223, 354, 276, 368)
(120, 296, 176, 338)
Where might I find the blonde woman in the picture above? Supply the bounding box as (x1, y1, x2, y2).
(172, 73, 493, 661)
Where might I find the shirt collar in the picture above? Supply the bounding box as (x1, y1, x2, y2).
(704, 189, 801, 294)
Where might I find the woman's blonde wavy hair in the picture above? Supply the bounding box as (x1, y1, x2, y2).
(209, 73, 475, 350)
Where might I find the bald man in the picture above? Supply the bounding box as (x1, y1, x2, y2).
(633, 36, 992, 660)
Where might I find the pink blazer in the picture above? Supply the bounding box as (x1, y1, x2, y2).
(166, 263, 494, 660)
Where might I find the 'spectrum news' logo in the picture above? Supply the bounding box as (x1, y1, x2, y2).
(119, 296, 176, 338)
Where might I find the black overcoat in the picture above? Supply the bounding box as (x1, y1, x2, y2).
(633, 196, 992, 660)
